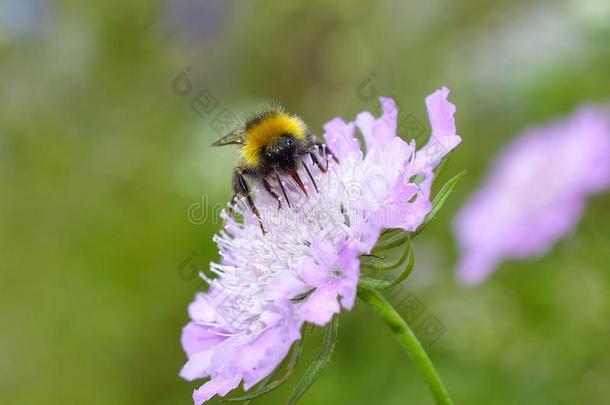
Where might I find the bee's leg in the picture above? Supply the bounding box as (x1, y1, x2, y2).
(308, 150, 326, 173)
(262, 178, 282, 210)
(226, 194, 237, 218)
(314, 142, 340, 170)
(301, 158, 318, 193)
(289, 170, 308, 196)
(233, 170, 265, 234)
(275, 172, 292, 208)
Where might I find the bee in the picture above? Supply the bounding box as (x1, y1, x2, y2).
(212, 103, 337, 232)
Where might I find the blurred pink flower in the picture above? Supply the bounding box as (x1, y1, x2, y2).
(181, 88, 461, 404)
(454, 105, 610, 284)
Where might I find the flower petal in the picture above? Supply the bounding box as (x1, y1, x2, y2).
(298, 243, 359, 325)
(180, 350, 214, 381)
(192, 376, 241, 405)
(355, 97, 397, 152)
(414, 87, 461, 172)
(323, 117, 360, 161)
(181, 322, 226, 358)
(299, 287, 341, 326)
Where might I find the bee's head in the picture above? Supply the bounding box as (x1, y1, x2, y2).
(262, 134, 298, 172)
(239, 108, 307, 171)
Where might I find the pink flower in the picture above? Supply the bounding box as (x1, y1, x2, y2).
(454, 105, 610, 284)
(181, 88, 461, 403)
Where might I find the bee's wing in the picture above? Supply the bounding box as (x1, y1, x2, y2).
(211, 130, 245, 147)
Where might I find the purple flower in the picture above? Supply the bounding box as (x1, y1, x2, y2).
(454, 105, 610, 284)
(181, 294, 301, 403)
(181, 88, 461, 404)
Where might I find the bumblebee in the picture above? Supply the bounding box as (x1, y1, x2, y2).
(212, 104, 337, 231)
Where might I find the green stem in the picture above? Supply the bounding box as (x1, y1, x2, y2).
(358, 288, 453, 405)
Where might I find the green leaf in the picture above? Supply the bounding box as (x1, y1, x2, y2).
(387, 243, 414, 288)
(241, 375, 273, 405)
(223, 338, 305, 403)
(412, 170, 465, 237)
(286, 316, 339, 405)
(361, 240, 411, 271)
(358, 244, 414, 290)
(359, 255, 384, 268)
(358, 276, 393, 290)
(432, 154, 452, 184)
(372, 229, 411, 253)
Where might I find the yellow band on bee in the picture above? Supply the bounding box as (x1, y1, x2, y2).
(240, 113, 306, 168)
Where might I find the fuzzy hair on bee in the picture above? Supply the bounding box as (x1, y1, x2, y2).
(212, 102, 338, 233)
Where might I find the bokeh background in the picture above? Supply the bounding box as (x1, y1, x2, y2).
(1, 1, 609, 404)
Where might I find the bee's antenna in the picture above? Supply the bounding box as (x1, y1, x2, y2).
(211, 130, 244, 147)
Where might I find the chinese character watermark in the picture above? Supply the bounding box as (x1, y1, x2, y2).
(170, 66, 241, 136)
(386, 287, 447, 347)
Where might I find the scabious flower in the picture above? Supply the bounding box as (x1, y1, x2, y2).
(181, 88, 461, 404)
(454, 105, 610, 284)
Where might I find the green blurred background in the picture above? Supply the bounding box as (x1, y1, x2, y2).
(1, 1, 609, 404)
